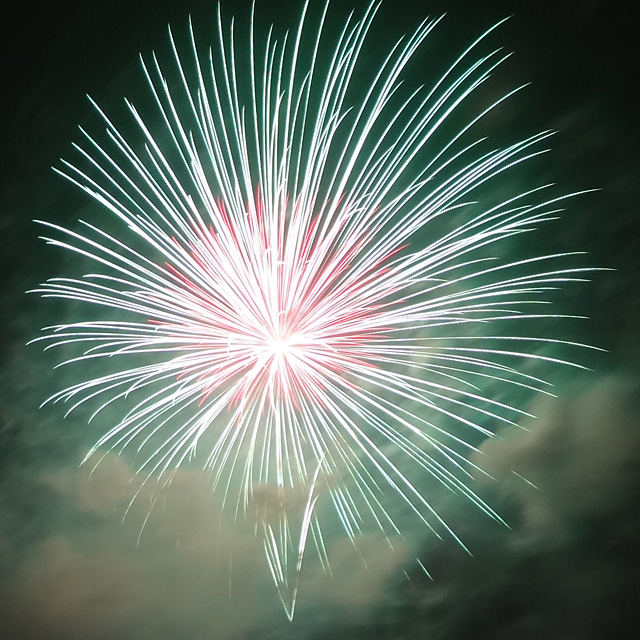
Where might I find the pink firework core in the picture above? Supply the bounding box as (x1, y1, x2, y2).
(158, 193, 397, 412)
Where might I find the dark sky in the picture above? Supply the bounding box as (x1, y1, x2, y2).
(1, 1, 639, 639)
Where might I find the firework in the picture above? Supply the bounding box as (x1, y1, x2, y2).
(34, 1, 593, 618)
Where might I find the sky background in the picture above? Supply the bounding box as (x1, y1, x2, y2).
(1, 1, 639, 638)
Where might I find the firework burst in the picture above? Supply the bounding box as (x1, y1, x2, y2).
(34, 1, 593, 618)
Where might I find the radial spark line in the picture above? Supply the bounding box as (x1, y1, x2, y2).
(33, 1, 594, 619)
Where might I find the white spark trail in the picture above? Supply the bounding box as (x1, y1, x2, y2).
(33, 1, 598, 619)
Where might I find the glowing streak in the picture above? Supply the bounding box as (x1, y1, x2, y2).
(33, 1, 597, 619)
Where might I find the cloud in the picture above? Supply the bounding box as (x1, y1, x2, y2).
(381, 377, 640, 640)
(472, 376, 640, 543)
(1, 452, 268, 640)
(0, 446, 409, 639)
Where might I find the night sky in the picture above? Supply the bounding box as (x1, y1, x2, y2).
(1, 1, 639, 638)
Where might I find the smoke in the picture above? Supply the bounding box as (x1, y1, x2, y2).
(3, 377, 639, 639)
(0, 445, 408, 639)
(473, 376, 640, 543)
(376, 376, 640, 640)
(0, 452, 266, 639)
